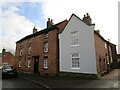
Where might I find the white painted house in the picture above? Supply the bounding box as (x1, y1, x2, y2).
(59, 14, 97, 74)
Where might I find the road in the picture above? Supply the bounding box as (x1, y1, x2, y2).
(2, 77, 47, 89)
(1, 69, 120, 89)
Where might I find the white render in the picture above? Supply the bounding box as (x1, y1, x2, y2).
(59, 14, 97, 74)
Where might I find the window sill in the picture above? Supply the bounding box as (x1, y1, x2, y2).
(43, 68, 48, 70)
(70, 45, 79, 48)
(71, 68, 80, 70)
(44, 51, 48, 53)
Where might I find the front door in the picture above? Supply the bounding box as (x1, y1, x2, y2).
(33, 56, 39, 74)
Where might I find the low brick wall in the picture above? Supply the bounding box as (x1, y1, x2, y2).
(59, 72, 99, 79)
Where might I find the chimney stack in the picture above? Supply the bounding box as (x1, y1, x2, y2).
(47, 18, 54, 28)
(96, 30, 100, 34)
(2, 48, 6, 53)
(33, 26, 37, 34)
(83, 13, 92, 25)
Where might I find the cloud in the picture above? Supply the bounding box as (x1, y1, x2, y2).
(0, 2, 35, 53)
(41, 0, 118, 52)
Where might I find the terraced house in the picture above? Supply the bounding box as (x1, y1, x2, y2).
(15, 19, 67, 75)
(15, 13, 117, 77)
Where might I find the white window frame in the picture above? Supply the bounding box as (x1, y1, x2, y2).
(28, 46, 31, 56)
(27, 58, 31, 68)
(44, 32, 49, 38)
(44, 41, 48, 53)
(71, 31, 79, 47)
(44, 56, 48, 69)
(28, 38, 32, 44)
(18, 59, 22, 68)
(105, 43, 107, 49)
(71, 53, 80, 69)
(20, 48, 22, 56)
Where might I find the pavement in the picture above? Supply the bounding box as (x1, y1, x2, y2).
(18, 69, 120, 89)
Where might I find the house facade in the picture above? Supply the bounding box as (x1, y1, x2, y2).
(59, 13, 115, 76)
(14, 19, 67, 75)
(2, 49, 15, 66)
(15, 13, 117, 77)
(59, 14, 97, 74)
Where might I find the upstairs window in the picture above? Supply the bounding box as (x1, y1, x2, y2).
(28, 46, 31, 56)
(105, 43, 107, 49)
(19, 48, 23, 56)
(44, 32, 48, 38)
(71, 31, 79, 47)
(20, 42, 23, 46)
(44, 41, 48, 53)
(71, 53, 80, 69)
(28, 38, 32, 44)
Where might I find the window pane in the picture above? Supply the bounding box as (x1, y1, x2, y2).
(71, 53, 80, 68)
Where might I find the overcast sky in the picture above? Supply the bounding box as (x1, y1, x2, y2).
(0, 0, 119, 53)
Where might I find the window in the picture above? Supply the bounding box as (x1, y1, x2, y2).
(27, 58, 31, 68)
(20, 42, 23, 46)
(18, 59, 22, 67)
(71, 53, 80, 69)
(28, 46, 31, 56)
(71, 31, 79, 47)
(44, 41, 48, 53)
(20, 48, 23, 56)
(28, 38, 32, 44)
(44, 56, 48, 69)
(44, 32, 48, 38)
(106, 55, 109, 64)
(105, 43, 107, 49)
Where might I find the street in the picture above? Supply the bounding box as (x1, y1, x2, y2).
(1, 69, 120, 89)
(2, 77, 46, 89)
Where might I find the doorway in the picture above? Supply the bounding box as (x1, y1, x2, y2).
(33, 56, 39, 74)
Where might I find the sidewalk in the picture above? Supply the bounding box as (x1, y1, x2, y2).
(18, 69, 120, 89)
(101, 69, 119, 80)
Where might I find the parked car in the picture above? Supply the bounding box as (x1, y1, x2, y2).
(2, 65, 17, 78)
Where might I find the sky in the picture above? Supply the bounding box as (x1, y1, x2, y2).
(0, 0, 119, 54)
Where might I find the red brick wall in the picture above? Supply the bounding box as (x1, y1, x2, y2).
(15, 28, 59, 75)
(2, 52, 15, 66)
(94, 33, 109, 74)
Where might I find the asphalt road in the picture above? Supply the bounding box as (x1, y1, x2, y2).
(2, 77, 46, 89)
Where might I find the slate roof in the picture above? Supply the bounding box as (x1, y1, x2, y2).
(16, 20, 67, 43)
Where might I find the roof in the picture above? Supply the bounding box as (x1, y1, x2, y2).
(94, 30, 108, 42)
(94, 30, 116, 46)
(16, 20, 67, 43)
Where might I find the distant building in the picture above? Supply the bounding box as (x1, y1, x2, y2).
(2, 49, 15, 66)
(0, 53, 2, 66)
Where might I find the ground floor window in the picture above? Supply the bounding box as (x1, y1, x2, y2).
(27, 58, 31, 68)
(71, 53, 80, 69)
(44, 56, 48, 69)
(18, 59, 22, 68)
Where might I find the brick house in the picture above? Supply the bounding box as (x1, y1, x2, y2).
(14, 19, 68, 75)
(59, 13, 116, 77)
(117, 54, 120, 67)
(15, 13, 117, 77)
(0, 53, 2, 67)
(2, 49, 15, 66)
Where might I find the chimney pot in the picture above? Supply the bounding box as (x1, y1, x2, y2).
(47, 18, 54, 28)
(96, 30, 100, 34)
(33, 26, 37, 34)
